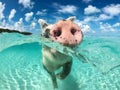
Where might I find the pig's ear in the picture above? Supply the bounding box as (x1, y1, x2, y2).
(66, 16, 76, 21)
(38, 19, 49, 29)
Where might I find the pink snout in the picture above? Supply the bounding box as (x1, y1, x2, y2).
(50, 28, 83, 47)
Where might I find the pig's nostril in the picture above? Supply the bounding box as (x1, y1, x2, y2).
(53, 29, 61, 37)
(71, 28, 76, 35)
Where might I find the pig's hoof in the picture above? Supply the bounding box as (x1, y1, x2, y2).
(56, 73, 66, 80)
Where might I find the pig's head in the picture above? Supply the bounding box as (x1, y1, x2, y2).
(39, 16, 83, 47)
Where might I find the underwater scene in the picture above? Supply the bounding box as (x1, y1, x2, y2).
(0, 32, 120, 90)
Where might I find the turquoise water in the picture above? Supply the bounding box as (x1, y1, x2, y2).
(0, 33, 120, 90)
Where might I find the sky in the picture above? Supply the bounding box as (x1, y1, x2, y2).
(0, 0, 120, 34)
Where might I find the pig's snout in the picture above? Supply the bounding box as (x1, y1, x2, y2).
(50, 27, 83, 47)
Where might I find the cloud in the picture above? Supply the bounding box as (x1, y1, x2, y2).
(25, 12, 34, 22)
(14, 18, 25, 31)
(52, 16, 64, 22)
(100, 22, 115, 32)
(96, 4, 120, 21)
(98, 14, 112, 20)
(83, 4, 120, 21)
(84, 5, 100, 15)
(76, 17, 119, 33)
(53, 3, 77, 14)
(30, 22, 36, 29)
(0, 19, 6, 28)
(113, 22, 120, 27)
(18, 0, 34, 9)
(58, 5, 77, 14)
(103, 4, 120, 16)
(36, 9, 47, 15)
(81, 24, 91, 32)
(75, 19, 95, 33)
(83, 15, 109, 22)
(0, 2, 5, 20)
(82, 0, 92, 3)
(8, 9, 16, 21)
(83, 16, 97, 22)
(0, 18, 26, 31)
(15, 18, 23, 26)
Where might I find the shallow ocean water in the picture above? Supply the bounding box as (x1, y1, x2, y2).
(0, 33, 120, 90)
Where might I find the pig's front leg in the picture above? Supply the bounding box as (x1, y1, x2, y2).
(43, 65, 58, 89)
(56, 61, 72, 80)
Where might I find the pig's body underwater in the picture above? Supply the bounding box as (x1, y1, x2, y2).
(39, 16, 83, 89)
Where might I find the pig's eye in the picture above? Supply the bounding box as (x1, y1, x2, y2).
(71, 28, 76, 35)
(43, 29, 50, 38)
(53, 28, 61, 37)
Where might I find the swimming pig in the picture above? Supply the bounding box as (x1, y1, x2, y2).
(39, 16, 83, 89)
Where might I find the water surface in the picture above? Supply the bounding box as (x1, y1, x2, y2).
(0, 33, 120, 90)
